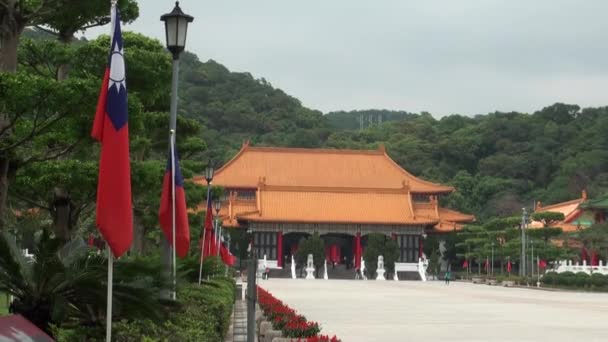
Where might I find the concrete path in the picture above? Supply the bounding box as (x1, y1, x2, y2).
(261, 279, 608, 342)
(225, 300, 248, 342)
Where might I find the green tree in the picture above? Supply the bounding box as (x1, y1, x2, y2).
(362, 233, 399, 278)
(295, 233, 324, 277)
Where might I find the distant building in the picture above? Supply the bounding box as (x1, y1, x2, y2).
(194, 142, 474, 275)
(531, 191, 589, 232)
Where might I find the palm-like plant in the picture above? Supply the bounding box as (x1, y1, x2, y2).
(0, 230, 162, 335)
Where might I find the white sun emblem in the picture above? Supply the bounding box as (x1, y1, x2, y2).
(108, 43, 126, 90)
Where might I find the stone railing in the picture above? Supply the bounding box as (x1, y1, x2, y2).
(552, 260, 608, 275)
(393, 258, 428, 281)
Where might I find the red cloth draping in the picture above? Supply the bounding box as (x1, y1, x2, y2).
(355, 233, 361, 269)
(277, 231, 283, 267)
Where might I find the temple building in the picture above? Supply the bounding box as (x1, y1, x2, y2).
(194, 142, 474, 276)
(530, 190, 608, 232)
(530, 191, 590, 232)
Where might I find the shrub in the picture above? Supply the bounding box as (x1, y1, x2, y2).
(296, 233, 325, 276)
(557, 271, 575, 286)
(53, 278, 236, 341)
(0, 231, 162, 336)
(590, 273, 607, 288)
(179, 255, 229, 282)
(574, 272, 590, 288)
(541, 272, 557, 285)
(363, 233, 399, 277)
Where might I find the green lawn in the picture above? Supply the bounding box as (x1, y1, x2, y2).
(0, 293, 8, 315)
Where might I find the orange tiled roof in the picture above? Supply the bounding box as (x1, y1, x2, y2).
(433, 221, 465, 233)
(194, 143, 453, 193)
(234, 185, 438, 226)
(219, 186, 475, 230)
(438, 208, 476, 223)
(529, 191, 587, 229)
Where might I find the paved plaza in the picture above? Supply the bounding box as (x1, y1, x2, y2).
(261, 279, 608, 342)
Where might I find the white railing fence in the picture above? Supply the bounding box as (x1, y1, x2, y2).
(552, 260, 608, 275)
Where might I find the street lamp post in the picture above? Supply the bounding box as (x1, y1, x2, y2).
(214, 200, 222, 256)
(198, 165, 214, 285)
(530, 239, 534, 281)
(160, 1, 193, 300)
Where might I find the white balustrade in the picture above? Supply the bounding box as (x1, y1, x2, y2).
(552, 259, 608, 275)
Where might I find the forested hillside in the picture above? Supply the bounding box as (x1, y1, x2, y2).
(176, 53, 608, 220)
(5, 29, 608, 239)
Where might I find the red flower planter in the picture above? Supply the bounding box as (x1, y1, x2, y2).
(257, 286, 340, 341)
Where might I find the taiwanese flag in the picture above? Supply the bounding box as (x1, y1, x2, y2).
(507, 260, 512, 273)
(219, 239, 235, 266)
(202, 193, 217, 258)
(158, 146, 190, 258)
(91, 5, 132, 257)
(538, 259, 547, 269)
(462, 260, 468, 269)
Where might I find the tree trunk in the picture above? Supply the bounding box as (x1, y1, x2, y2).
(0, 158, 8, 230)
(0, 22, 24, 230)
(56, 33, 75, 81)
(51, 188, 72, 242)
(0, 29, 21, 72)
(131, 212, 145, 255)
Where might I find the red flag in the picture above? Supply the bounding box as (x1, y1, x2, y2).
(591, 251, 599, 266)
(581, 247, 589, 263)
(538, 260, 547, 269)
(220, 243, 235, 266)
(202, 194, 217, 258)
(507, 261, 512, 273)
(462, 260, 468, 268)
(91, 6, 132, 257)
(159, 147, 190, 258)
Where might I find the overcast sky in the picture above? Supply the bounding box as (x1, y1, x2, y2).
(86, 0, 608, 116)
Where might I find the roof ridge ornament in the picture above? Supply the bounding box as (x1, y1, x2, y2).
(582, 189, 588, 200)
(242, 139, 251, 148)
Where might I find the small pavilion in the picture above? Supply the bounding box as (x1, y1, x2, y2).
(194, 142, 474, 275)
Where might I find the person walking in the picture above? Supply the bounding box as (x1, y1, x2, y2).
(445, 270, 451, 285)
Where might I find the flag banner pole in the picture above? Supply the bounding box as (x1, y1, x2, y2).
(198, 184, 212, 285)
(106, 246, 114, 342)
(217, 222, 222, 256)
(170, 130, 177, 300)
(198, 227, 206, 285)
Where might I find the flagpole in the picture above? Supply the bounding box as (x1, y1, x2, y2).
(106, 246, 113, 342)
(106, 2, 117, 341)
(198, 229, 206, 285)
(217, 220, 222, 256)
(170, 130, 177, 300)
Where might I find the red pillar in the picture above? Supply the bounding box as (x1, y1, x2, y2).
(355, 232, 361, 269)
(277, 231, 283, 267)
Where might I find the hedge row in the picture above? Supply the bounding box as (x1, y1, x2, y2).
(542, 272, 608, 289)
(52, 277, 235, 341)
